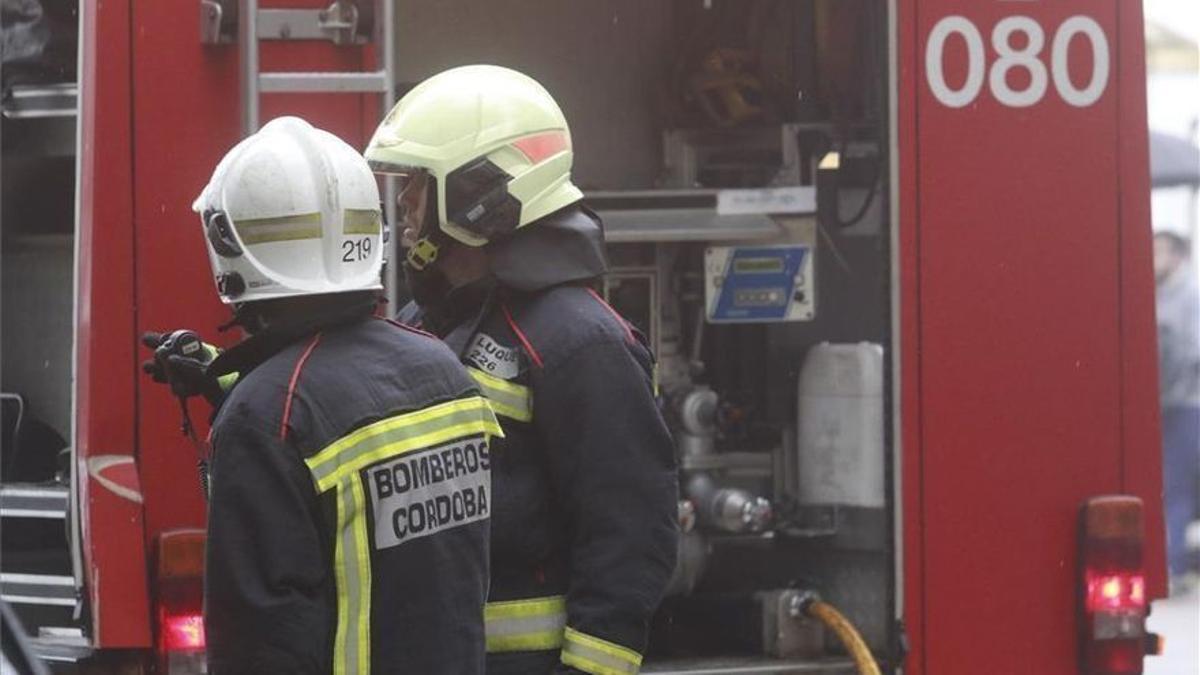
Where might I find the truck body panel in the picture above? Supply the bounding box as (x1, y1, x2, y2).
(898, 3, 1165, 671)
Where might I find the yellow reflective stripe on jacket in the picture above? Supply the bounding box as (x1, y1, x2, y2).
(198, 343, 239, 391)
(332, 474, 370, 675)
(561, 627, 643, 675)
(216, 371, 239, 392)
(468, 368, 532, 422)
(484, 595, 566, 652)
(305, 397, 502, 675)
(305, 396, 502, 492)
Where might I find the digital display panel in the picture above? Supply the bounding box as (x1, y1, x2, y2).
(733, 257, 785, 274)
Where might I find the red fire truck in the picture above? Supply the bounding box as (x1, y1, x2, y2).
(0, 1, 1166, 673)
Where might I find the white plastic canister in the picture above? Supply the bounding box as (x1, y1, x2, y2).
(795, 342, 885, 508)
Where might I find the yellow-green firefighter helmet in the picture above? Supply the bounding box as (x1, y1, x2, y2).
(365, 65, 583, 249)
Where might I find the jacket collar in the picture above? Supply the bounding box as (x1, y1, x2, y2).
(209, 301, 376, 378)
(485, 203, 608, 292)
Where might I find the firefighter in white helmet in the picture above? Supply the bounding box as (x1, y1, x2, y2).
(145, 117, 498, 674)
(366, 66, 679, 675)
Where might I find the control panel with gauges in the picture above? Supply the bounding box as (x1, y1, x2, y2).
(704, 244, 814, 323)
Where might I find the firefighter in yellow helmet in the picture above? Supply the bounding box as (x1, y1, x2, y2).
(366, 66, 679, 675)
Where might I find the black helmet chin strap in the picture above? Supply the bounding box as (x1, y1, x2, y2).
(217, 303, 268, 334)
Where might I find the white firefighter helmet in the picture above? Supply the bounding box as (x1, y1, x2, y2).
(192, 116, 384, 304)
(364, 65, 582, 265)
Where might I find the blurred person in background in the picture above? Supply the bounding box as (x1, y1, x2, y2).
(1154, 230, 1200, 592)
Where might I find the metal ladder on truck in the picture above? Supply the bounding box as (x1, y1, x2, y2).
(0, 41, 89, 659)
(0, 484, 82, 662)
(0, 391, 89, 662)
(202, 0, 400, 305)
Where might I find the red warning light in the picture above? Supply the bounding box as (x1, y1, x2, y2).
(1086, 572, 1146, 612)
(162, 613, 206, 651)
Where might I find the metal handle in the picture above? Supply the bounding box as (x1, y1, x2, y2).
(377, 0, 398, 308)
(239, 0, 260, 134)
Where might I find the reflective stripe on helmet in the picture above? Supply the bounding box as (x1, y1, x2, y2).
(561, 627, 643, 675)
(484, 595, 566, 652)
(343, 209, 382, 235)
(511, 130, 571, 164)
(468, 368, 532, 422)
(235, 212, 322, 245)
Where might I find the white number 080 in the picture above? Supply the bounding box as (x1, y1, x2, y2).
(925, 15, 1110, 109)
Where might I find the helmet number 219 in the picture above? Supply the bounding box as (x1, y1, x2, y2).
(342, 238, 372, 262)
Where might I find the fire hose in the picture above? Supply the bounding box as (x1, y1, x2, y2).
(794, 592, 881, 675)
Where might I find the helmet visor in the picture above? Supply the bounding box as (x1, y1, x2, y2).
(369, 161, 431, 221)
(367, 162, 444, 257)
(367, 159, 427, 185)
(395, 170, 430, 216)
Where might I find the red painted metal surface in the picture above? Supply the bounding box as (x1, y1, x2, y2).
(1114, 1, 1166, 600)
(900, 1, 1164, 672)
(76, 0, 152, 648)
(75, 0, 383, 647)
(128, 0, 379, 550)
(895, 1, 923, 673)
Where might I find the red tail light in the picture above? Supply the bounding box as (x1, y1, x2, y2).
(1085, 572, 1145, 614)
(162, 612, 206, 651)
(155, 529, 207, 674)
(1078, 496, 1158, 675)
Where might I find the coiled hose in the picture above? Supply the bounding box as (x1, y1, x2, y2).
(799, 594, 881, 675)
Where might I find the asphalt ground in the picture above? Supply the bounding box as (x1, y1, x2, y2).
(1146, 587, 1200, 675)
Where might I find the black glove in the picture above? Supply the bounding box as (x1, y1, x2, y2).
(141, 330, 224, 405)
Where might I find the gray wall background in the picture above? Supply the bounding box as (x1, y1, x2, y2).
(1, 237, 74, 442)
